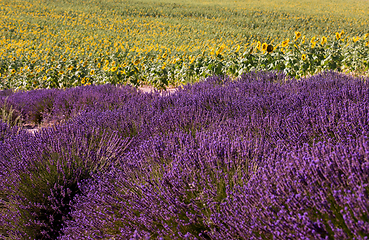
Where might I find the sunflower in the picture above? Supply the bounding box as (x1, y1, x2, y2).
(266, 44, 273, 53)
(364, 33, 369, 40)
(111, 66, 118, 72)
(161, 62, 167, 69)
(295, 31, 301, 39)
(90, 69, 95, 75)
(281, 39, 289, 47)
(352, 36, 360, 42)
(43, 76, 47, 81)
(302, 54, 306, 61)
(262, 43, 268, 51)
(310, 37, 316, 44)
(11, 69, 16, 74)
(257, 41, 261, 50)
(336, 32, 341, 40)
(216, 43, 226, 55)
(133, 59, 140, 65)
(58, 70, 64, 75)
(321, 36, 327, 45)
(81, 78, 86, 84)
(162, 53, 167, 58)
(235, 44, 240, 53)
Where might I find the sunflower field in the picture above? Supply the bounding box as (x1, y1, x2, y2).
(0, 0, 368, 90)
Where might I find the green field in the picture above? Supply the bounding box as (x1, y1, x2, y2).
(0, 0, 368, 89)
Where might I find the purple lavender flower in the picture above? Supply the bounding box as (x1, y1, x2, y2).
(1, 71, 369, 239)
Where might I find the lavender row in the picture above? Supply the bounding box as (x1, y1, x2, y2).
(1, 71, 369, 239)
(0, 124, 133, 239)
(0, 84, 140, 126)
(61, 131, 369, 239)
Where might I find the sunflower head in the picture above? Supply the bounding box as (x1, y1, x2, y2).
(321, 36, 327, 45)
(266, 44, 273, 53)
(257, 41, 261, 50)
(235, 44, 240, 53)
(336, 32, 341, 40)
(281, 39, 289, 47)
(262, 43, 268, 51)
(295, 31, 301, 39)
(216, 43, 226, 55)
(302, 54, 306, 61)
(352, 36, 360, 43)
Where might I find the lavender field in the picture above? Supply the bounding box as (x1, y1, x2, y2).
(1, 71, 369, 239)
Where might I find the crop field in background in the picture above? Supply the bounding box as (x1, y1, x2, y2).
(0, 0, 368, 89)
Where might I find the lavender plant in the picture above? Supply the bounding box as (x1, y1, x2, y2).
(0, 125, 132, 239)
(4, 89, 57, 125)
(1, 71, 369, 239)
(0, 84, 139, 128)
(211, 138, 369, 239)
(0, 98, 23, 128)
(61, 130, 268, 239)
